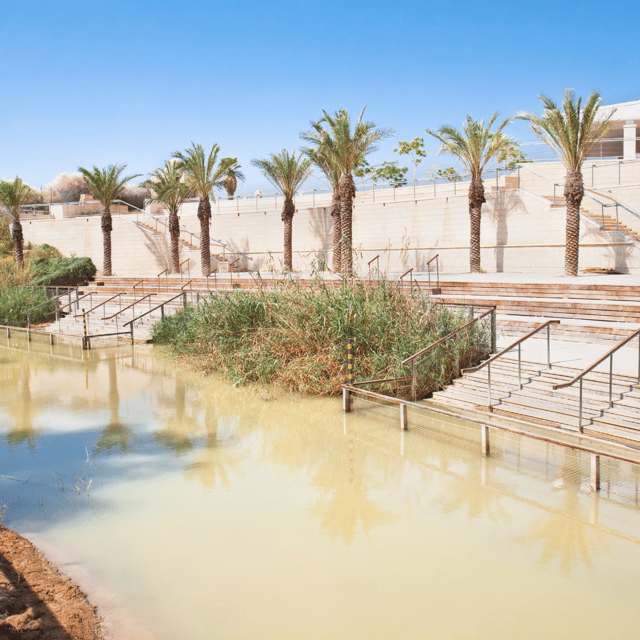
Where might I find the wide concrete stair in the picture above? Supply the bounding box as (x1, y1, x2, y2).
(431, 279, 640, 344)
(426, 355, 640, 447)
(134, 219, 245, 272)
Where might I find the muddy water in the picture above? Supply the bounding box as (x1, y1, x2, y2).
(1, 338, 640, 640)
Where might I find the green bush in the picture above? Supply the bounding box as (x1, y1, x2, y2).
(152, 280, 491, 397)
(30, 256, 96, 287)
(0, 286, 54, 327)
(26, 243, 62, 262)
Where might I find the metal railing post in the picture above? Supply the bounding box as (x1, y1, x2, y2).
(487, 363, 492, 408)
(547, 324, 551, 368)
(609, 356, 614, 408)
(411, 360, 418, 401)
(491, 308, 496, 353)
(579, 378, 583, 433)
(518, 343, 522, 389)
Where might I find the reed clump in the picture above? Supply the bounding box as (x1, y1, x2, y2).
(152, 280, 490, 397)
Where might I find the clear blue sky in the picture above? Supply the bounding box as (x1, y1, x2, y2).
(1, 0, 638, 195)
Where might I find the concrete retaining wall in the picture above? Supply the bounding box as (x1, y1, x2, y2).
(21, 185, 640, 276)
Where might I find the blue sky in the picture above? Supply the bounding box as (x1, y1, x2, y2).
(0, 0, 638, 194)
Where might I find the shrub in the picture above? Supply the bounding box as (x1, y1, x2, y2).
(30, 257, 96, 287)
(152, 280, 491, 397)
(0, 286, 54, 326)
(26, 243, 62, 262)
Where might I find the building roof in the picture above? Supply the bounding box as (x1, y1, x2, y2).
(598, 99, 640, 122)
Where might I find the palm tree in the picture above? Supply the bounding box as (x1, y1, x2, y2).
(0, 177, 32, 268)
(219, 157, 246, 200)
(304, 108, 393, 276)
(426, 114, 511, 273)
(78, 164, 140, 276)
(251, 150, 312, 271)
(172, 143, 227, 275)
(518, 90, 615, 276)
(144, 161, 192, 274)
(300, 138, 344, 272)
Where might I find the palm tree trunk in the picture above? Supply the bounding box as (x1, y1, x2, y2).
(198, 196, 211, 275)
(468, 176, 486, 273)
(169, 208, 180, 274)
(339, 173, 355, 277)
(331, 189, 341, 272)
(101, 206, 112, 276)
(12, 219, 24, 269)
(282, 197, 295, 271)
(564, 169, 584, 277)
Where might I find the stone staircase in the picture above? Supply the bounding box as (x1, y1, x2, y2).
(427, 354, 640, 447)
(134, 219, 244, 272)
(541, 194, 640, 243)
(431, 279, 640, 344)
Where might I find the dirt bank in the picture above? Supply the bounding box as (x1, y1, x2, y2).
(0, 524, 104, 640)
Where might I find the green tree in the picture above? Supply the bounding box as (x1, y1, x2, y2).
(426, 114, 511, 273)
(518, 90, 615, 276)
(303, 108, 393, 276)
(220, 157, 246, 200)
(301, 142, 344, 272)
(251, 150, 312, 272)
(145, 161, 193, 274)
(498, 141, 531, 170)
(172, 143, 228, 275)
(394, 137, 426, 185)
(0, 177, 32, 269)
(369, 161, 408, 187)
(78, 164, 140, 276)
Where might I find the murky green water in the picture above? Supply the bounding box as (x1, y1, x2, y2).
(1, 337, 640, 639)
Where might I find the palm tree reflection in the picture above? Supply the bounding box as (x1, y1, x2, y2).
(519, 450, 608, 576)
(94, 356, 134, 454)
(311, 440, 395, 542)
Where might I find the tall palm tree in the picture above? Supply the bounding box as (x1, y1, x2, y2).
(251, 150, 312, 271)
(172, 143, 227, 275)
(78, 164, 140, 276)
(304, 108, 393, 276)
(0, 177, 32, 269)
(518, 90, 615, 276)
(145, 161, 192, 274)
(219, 157, 246, 200)
(300, 137, 344, 272)
(426, 114, 511, 273)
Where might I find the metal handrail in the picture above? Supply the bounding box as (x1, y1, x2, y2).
(74, 292, 122, 317)
(552, 328, 640, 432)
(402, 307, 496, 401)
(463, 320, 560, 409)
(124, 291, 187, 329)
(402, 308, 495, 366)
(426, 254, 439, 288)
(25, 287, 80, 326)
(103, 293, 154, 320)
(179, 258, 190, 280)
(58, 291, 93, 313)
(367, 255, 381, 283)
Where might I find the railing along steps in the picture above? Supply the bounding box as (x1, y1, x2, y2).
(429, 355, 640, 445)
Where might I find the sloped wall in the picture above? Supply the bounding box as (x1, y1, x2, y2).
(21, 186, 640, 276)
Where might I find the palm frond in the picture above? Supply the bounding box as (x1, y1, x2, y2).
(517, 89, 615, 171)
(251, 150, 313, 199)
(77, 164, 141, 208)
(426, 113, 511, 178)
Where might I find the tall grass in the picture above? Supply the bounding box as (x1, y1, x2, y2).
(152, 280, 491, 397)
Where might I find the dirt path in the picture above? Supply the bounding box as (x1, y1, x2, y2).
(0, 524, 105, 640)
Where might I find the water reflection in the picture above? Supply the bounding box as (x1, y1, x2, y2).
(0, 339, 639, 640)
(518, 450, 609, 576)
(311, 440, 395, 542)
(94, 356, 135, 454)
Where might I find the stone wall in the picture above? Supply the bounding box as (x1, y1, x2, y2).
(21, 183, 640, 276)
